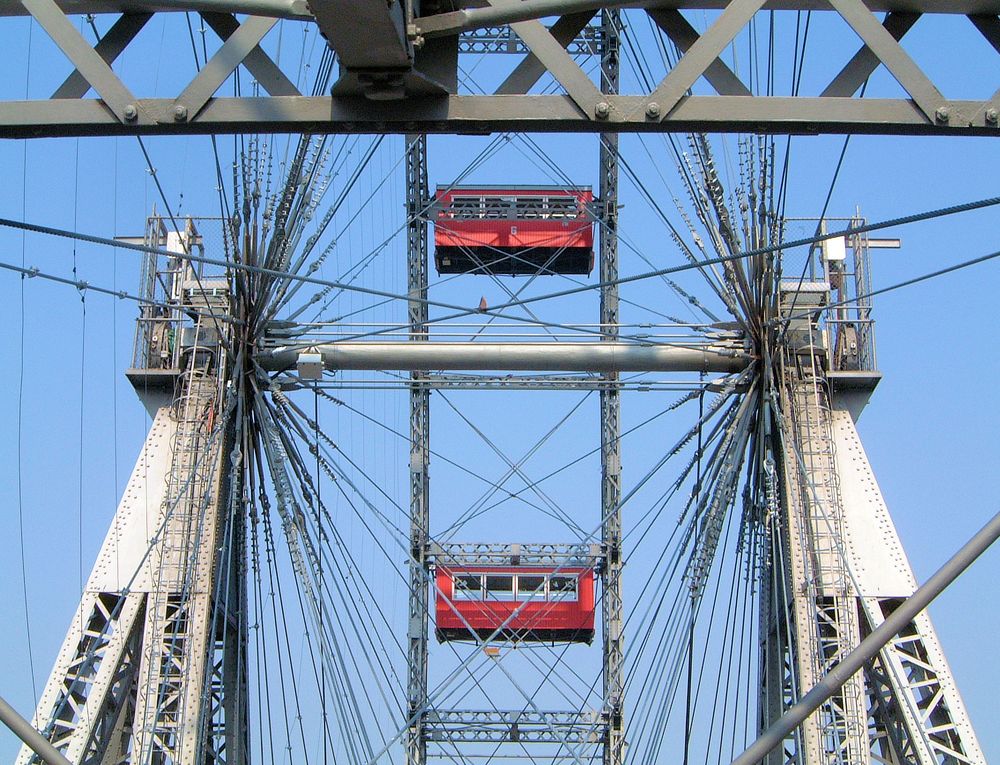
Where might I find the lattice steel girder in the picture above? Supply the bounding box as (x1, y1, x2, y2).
(405, 133, 431, 765)
(3, 0, 999, 137)
(779, 362, 870, 765)
(428, 541, 602, 566)
(423, 709, 607, 744)
(458, 23, 604, 54)
(598, 13, 625, 761)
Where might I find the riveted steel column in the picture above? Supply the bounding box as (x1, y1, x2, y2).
(598, 11, 624, 765)
(404, 133, 430, 765)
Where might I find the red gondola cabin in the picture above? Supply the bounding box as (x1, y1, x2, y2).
(435, 566, 596, 644)
(433, 186, 595, 276)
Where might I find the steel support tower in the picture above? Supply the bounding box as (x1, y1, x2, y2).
(757, 239, 986, 765)
(16, 222, 245, 765)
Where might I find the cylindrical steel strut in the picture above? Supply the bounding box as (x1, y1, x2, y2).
(259, 342, 750, 374)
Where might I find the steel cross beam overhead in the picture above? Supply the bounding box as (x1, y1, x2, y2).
(3, 0, 999, 138)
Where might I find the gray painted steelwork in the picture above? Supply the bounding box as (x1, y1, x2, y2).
(758, 250, 986, 765)
(405, 134, 431, 765)
(734, 507, 1000, 765)
(2, 0, 1000, 17)
(3, 96, 997, 138)
(2, 0, 998, 138)
(0, 696, 73, 765)
(598, 12, 625, 763)
(260, 341, 750, 374)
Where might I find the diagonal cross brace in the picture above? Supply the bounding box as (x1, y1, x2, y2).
(490, 0, 603, 116)
(970, 13, 1000, 54)
(828, 0, 945, 121)
(173, 15, 280, 121)
(22, 0, 139, 121)
(821, 11, 920, 97)
(647, 8, 751, 97)
(201, 12, 300, 97)
(969, 14, 1000, 121)
(52, 12, 151, 100)
(495, 12, 595, 96)
(646, 0, 766, 119)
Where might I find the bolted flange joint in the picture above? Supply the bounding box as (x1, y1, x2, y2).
(935, 106, 950, 123)
(986, 108, 999, 125)
(595, 101, 610, 119)
(173, 104, 189, 122)
(645, 101, 661, 119)
(123, 104, 138, 122)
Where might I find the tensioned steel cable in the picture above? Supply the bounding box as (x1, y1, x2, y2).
(625, 401, 753, 741)
(0, 215, 696, 351)
(434, 389, 591, 539)
(256, 394, 381, 761)
(12, 194, 995, 351)
(258, 491, 317, 761)
(297, 131, 510, 324)
(454, 57, 724, 329)
(273, 411, 407, 739)
(0, 259, 244, 324)
(268, 193, 1000, 347)
(441, 372, 744, 535)
(619, 17, 746, 325)
(320, 383, 698, 536)
(526, 388, 748, 760)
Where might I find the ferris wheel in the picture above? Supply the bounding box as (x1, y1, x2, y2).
(0, 4, 998, 765)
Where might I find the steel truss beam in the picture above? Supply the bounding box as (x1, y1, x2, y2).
(458, 23, 604, 54)
(423, 710, 606, 744)
(429, 542, 602, 567)
(418, 373, 655, 390)
(3, 1, 998, 138)
(276, 373, 706, 391)
(3, 0, 1000, 17)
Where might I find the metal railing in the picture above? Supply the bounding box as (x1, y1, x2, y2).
(130, 216, 230, 375)
(780, 217, 878, 375)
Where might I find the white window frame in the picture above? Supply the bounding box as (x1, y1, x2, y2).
(452, 573, 484, 601)
(483, 573, 516, 602)
(515, 573, 547, 601)
(548, 574, 579, 602)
